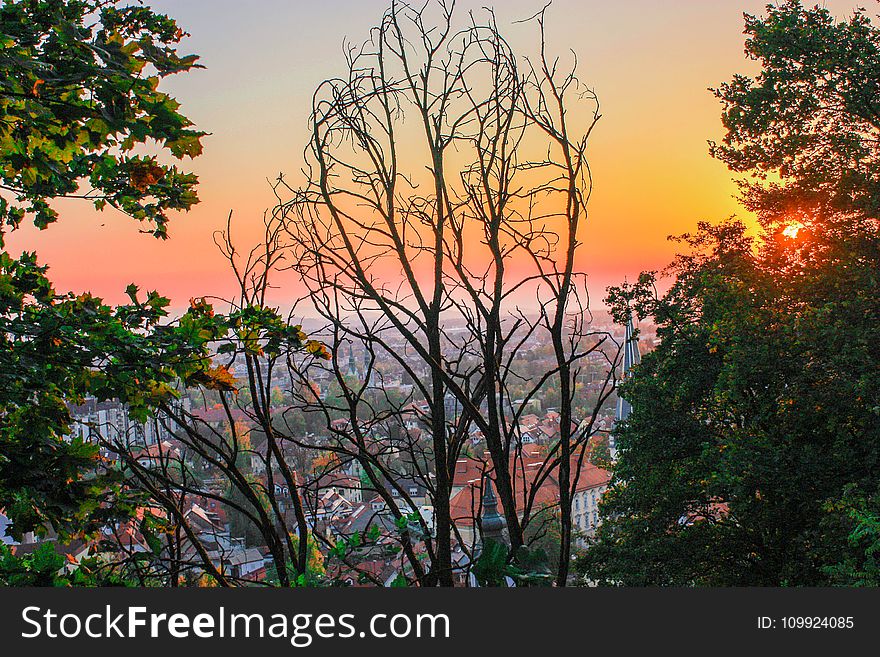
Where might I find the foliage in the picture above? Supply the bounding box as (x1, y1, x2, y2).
(472, 539, 552, 587)
(0, 541, 132, 586)
(824, 491, 880, 587)
(580, 0, 880, 588)
(592, 225, 879, 584)
(0, 542, 68, 586)
(0, 0, 204, 236)
(582, 217, 879, 585)
(711, 0, 880, 224)
(263, 534, 326, 587)
(0, 0, 205, 546)
(472, 538, 509, 587)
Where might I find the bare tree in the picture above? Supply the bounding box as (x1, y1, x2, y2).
(90, 0, 623, 588)
(274, 0, 619, 585)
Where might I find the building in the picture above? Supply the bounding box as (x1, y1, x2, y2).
(67, 396, 192, 454)
(448, 444, 611, 547)
(611, 312, 641, 458)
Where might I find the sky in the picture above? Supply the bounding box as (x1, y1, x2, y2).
(5, 0, 867, 312)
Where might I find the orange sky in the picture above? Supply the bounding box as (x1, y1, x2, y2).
(5, 0, 865, 313)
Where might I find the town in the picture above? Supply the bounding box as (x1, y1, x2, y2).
(2, 311, 653, 586)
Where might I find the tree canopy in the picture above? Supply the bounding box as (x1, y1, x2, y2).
(581, 0, 880, 586)
(711, 0, 880, 226)
(0, 0, 211, 544)
(0, 0, 204, 237)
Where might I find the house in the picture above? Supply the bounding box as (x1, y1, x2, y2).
(308, 471, 363, 505)
(448, 447, 611, 547)
(226, 546, 266, 581)
(129, 440, 182, 470)
(571, 465, 612, 546)
(313, 489, 355, 527)
(381, 475, 429, 507)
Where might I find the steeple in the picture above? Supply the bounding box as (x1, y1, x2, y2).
(480, 478, 508, 546)
(346, 344, 358, 379)
(612, 312, 641, 457)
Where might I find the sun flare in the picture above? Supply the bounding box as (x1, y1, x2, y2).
(782, 222, 804, 239)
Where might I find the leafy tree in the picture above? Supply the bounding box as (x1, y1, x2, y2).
(580, 1, 880, 586)
(0, 0, 203, 235)
(711, 0, 880, 225)
(0, 2, 333, 589)
(583, 218, 879, 585)
(0, 0, 206, 541)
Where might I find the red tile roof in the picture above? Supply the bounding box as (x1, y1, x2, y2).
(449, 454, 610, 528)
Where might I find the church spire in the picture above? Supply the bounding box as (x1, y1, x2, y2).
(346, 344, 358, 379)
(612, 312, 641, 457)
(480, 478, 508, 546)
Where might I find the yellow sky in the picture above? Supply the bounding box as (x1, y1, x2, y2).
(5, 0, 865, 311)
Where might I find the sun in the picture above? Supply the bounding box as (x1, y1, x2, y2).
(782, 222, 804, 239)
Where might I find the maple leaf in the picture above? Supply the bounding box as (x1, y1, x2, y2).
(188, 297, 214, 317)
(129, 161, 166, 191)
(189, 365, 237, 392)
(306, 340, 331, 360)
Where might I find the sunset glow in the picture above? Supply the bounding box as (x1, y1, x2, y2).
(782, 222, 804, 239)
(3, 0, 864, 311)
